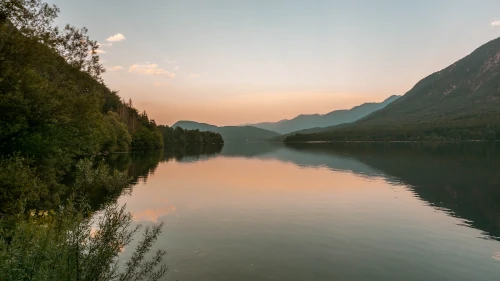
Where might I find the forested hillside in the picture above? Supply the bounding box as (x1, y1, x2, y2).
(285, 37, 500, 142)
(0, 1, 169, 279)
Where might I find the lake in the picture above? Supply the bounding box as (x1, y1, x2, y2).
(107, 143, 500, 281)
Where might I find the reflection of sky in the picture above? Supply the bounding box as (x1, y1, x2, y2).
(119, 156, 462, 228)
(116, 154, 500, 281)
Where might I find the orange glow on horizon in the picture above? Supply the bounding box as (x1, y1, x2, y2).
(135, 91, 391, 126)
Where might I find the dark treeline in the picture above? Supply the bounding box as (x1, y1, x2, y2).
(158, 125, 224, 146)
(284, 122, 500, 143)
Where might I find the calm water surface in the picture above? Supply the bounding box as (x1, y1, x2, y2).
(109, 143, 500, 280)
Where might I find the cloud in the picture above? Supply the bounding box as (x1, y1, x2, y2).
(129, 63, 175, 78)
(106, 33, 126, 42)
(93, 49, 106, 54)
(188, 73, 201, 78)
(491, 20, 500, 26)
(108, 66, 123, 71)
(165, 59, 177, 65)
(174, 66, 180, 71)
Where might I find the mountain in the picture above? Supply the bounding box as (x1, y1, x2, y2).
(172, 121, 280, 142)
(285, 37, 500, 142)
(171, 121, 218, 132)
(249, 95, 400, 134)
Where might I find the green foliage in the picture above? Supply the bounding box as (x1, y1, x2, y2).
(132, 127, 164, 150)
(102, 112, 132, 152)
(0, 155, 48, 215)
(0, 0, 168, 213)
(0, 203, 166, 281)
(0, 1, 169, 278)
(74, 158, 130, 195)
(1, 0, 104, 80)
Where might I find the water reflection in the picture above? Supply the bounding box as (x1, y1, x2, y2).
(285, 142, 500, 241)
(109, 143, 500, 242)
(111, 142, 500, 281)
(103, 145, 224, 183)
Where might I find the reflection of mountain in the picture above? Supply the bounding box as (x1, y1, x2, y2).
(285, 142, 500, 241)
(104, 143, 500, 242)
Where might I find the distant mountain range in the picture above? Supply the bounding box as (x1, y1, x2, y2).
(286, 37, 500, 142)
(248, 95, 400, 134)
(172, 95, 401, 142)
(172, 121, 280, 142)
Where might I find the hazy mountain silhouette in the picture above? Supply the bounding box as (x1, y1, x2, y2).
(249, 95, 400, 134)
(172, 121, 281, 142)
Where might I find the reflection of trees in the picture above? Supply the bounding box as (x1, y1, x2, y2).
(104, 150, 164, 184)
(286, 142, 500, 241)
(163, 144, 223, 163)
(93, 145, 223, 210)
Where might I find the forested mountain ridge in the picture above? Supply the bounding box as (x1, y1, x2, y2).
(173, 121, 281, 142)
(249, 95, 400, 134)
(286, 37, 500, 142)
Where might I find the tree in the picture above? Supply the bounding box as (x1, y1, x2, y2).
(0, 204, 167, 281)
(1, 0, 104, 80)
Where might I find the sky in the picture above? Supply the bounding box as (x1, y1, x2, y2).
(48, 0, 500, 126)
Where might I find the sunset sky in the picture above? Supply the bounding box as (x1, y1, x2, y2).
(48, 0, 500, 126)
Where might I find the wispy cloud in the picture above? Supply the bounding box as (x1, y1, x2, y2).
(129, 63, 175, 78)
(188, 73, 201, 78)
(108, 66, 123, 71)
(491, 20, 500, 26)
(92, 49, 106, 54)
(106, 33, 126, 42)
(174, 66, 180, 71)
